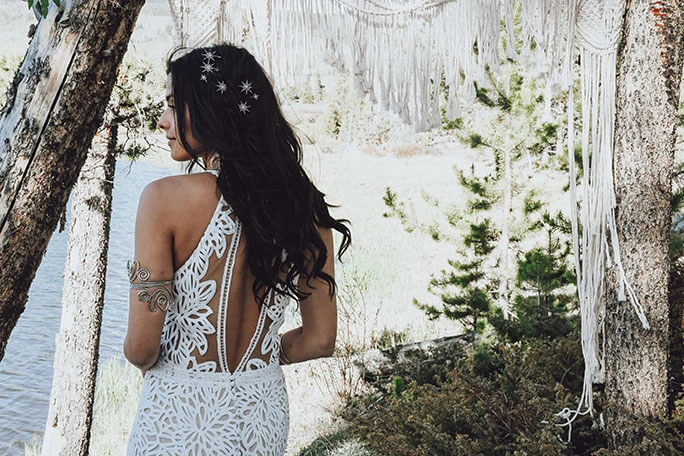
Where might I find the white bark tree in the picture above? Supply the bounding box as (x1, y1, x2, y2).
(42, 129, 116, 456)
(0, 0, 146, 361)
(41, 58, 162, 455)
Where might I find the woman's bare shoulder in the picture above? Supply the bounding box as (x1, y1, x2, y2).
(140, 173, 220, 230)
(140, 173, 217, 205)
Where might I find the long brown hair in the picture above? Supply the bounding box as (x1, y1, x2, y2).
(167, 44, 351, 302)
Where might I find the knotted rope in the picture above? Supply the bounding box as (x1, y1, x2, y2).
(557, 0, 649, 439)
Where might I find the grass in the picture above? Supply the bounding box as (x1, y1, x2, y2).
(24, 357, 142, 456)
(22, 440, 40, 456)
(299, 429, 377, 456)
(89, 357, 142, 456)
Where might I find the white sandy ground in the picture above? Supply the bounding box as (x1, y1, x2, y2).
(0, 2, 637, 455)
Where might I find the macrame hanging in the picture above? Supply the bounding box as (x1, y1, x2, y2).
(167, 0, 243, 49)
(517, 0, 575, 120)
(165, 0, 576, 133)
(166, 0, 507, 132)
(556, 0, 650, 437)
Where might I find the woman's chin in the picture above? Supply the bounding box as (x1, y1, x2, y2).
(170, 151, 193, 162)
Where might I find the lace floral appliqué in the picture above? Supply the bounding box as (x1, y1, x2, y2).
(128, 196, 291, 456)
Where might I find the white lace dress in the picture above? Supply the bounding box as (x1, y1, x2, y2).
(127, 196, 290, 456)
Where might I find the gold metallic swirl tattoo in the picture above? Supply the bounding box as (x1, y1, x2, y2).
(127, 260, 174, 312)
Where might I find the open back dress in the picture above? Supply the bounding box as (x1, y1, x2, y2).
(127, 187, 290, 455)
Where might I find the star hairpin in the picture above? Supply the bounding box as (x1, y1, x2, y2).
(216, 81, 228, 94)
(202, 50, 219, 62)
(252, 93, 259, 100)
(200, 74, 208, 82)
(238, 101, 250, 114)
(239, 80, 253, 94)
(201, 61, 216, 74)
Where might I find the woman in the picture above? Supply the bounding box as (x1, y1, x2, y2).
(124, 44, 351, 455)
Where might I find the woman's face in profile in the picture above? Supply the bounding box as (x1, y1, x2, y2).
(158, 74, 203, 162)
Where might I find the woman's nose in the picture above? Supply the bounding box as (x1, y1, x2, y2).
(157, 109, 169, 130)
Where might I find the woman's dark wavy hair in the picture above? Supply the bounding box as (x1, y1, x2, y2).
(167, 43, 351, 303)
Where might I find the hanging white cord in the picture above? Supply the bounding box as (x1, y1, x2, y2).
(331, 0, 456, 16)
(558, 0, 650, 441)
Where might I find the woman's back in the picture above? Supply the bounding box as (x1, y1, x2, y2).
(127, 172, 290, 455)
(155, 171, 285, 373)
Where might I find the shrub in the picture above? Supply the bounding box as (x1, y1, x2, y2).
(345, 331, 598, 455)
(592, 413, 684, 456)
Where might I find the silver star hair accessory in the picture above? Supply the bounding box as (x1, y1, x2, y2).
(202, 50, 218, 62)
(252, 93, 259, 100)
(238, 101, 250, 114)
(200, 74, 208, 82)
(216, 81, 228, 94)
(201, 61, 216, 74)
(239, 80, 253, 94)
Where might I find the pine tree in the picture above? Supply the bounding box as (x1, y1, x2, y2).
(418, 219, 497, 340)
(416, 169, 499, 341)
(490, 211, 577, 342)
(386, 64, 572, 342)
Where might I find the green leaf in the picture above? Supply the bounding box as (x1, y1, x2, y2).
(28, 0, 35, 9)
(673, 187, 684, 213)
(41, 0, 49, 17)
(53, 0, 61, 6)
(469, 133, 484, 148)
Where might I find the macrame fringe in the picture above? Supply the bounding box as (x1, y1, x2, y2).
(165, 0, 577, 132)
(556, 0, 650, 440)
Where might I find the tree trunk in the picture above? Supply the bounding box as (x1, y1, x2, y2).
(0, 0, 145, 361)
(606, 0, 684, 447)
(497, 145, 512, 317)
(41, 128, 116, 455)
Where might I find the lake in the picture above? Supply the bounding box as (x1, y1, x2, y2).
(0, 158, 178, 455)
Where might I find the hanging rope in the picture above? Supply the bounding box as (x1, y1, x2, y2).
(556, 0, 649, 440)
(330, 0, 455, 16)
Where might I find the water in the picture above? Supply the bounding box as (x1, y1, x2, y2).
(0, 158, 176, 455)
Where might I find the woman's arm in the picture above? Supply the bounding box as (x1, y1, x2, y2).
(123, 180, 175, 374)
(279, 228, 338, 364)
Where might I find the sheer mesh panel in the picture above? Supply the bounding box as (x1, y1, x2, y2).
(188, 227, 273, 373)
